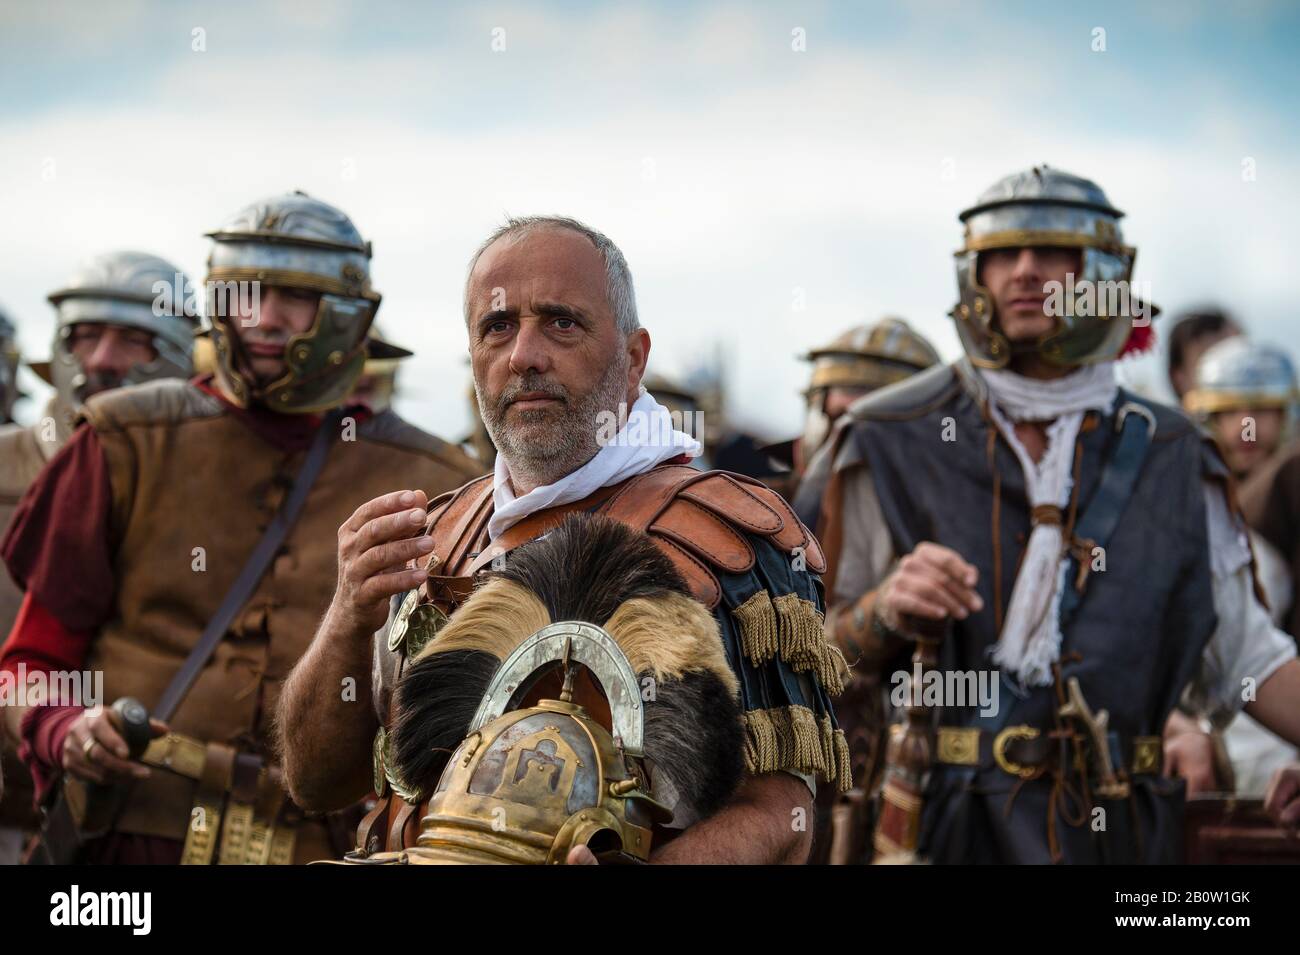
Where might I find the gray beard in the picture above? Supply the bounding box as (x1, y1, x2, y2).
(478, 356, 629, 493)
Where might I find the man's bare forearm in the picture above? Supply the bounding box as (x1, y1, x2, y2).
(650, 773, 813, 864)
(276, 608, 379, 811)
(1246, 659, 1300, 748)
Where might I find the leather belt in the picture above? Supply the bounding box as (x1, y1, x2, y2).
(142, 732, 208, 779)
(143, 732, 301, 865)
(933, 725, 1162, 778)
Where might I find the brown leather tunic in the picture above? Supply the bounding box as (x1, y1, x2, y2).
(74, 380, 482, 856)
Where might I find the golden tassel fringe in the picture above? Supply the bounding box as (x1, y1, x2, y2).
(732, 590, 780, 665)
(772, 593, 846, 696)
(743, 705, 851, 792)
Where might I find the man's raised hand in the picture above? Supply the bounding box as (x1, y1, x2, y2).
(329, 489, 432, 637)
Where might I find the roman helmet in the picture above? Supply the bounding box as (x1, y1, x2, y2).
(39, 251, 198, 409)
(1184, 337, 1299, 432)
(0, 306, 20, 423)
(801, 317, 940, 453)
(347, 514, 746, 865)
(951, 165, 1153, 368)
(205, 191, 380, 413)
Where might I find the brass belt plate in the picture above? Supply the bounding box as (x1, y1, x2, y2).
(936, 727, 980, 765)
(1131, 735, 1161, 775)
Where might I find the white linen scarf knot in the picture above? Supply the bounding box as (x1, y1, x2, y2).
(488, 387, 702, 541)
(980, 363, 1118, 687)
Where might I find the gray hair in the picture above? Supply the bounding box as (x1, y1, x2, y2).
(464, 215, 640, 336)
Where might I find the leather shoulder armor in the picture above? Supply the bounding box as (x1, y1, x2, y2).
(419, 466, 825, 609)
(600, 465, 826, 608)
(79, 379, 223, 433)
(845, 361, 959, 422)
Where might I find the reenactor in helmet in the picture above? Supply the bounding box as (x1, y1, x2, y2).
(0, 192, 481, 864)
(2, 253, 199, 626)
(1184, 337, 1297, 481)
(768, 319, 940, 502)
(0, 254, 198, 862)
(1187, 338, 1300, 796)
(797, 166, 1300, 863)
(1166, 307, 1241, 403)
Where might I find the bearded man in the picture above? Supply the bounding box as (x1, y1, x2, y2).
(278, 215, 848, 864)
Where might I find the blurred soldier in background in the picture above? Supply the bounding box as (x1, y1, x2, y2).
(766, 319, 940, 504)
(0, 253, 198, 863)
(789, 318, 940, 859)
(0, 193, 480, 864)
(348, 327, 408, 414)
(1185, 337, 1300, 795)
(1184, 337, 1298, 482)
(1166, 307, 1241, 403)
(0, 308, 20, 426)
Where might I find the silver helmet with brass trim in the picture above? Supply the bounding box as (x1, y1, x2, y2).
(801, 317, 939, 455)
(205, 191, 380, 413)
(1184, 337, 1299, 427)
(803, 318, 940, 394)
(42, 251, 198, 408)
(952, 166, 1149, 368)
(350, 514, 746, 865)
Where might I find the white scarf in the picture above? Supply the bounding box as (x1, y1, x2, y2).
(980, 363, 1118, 687)
(488, 387, 703, 540)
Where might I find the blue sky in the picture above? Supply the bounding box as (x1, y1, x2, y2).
(2, 0, 1297, 436)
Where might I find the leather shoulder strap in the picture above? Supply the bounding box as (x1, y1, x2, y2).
(1059, 399, 1155, 629)
(425, 474, 495, 576)
(153, 410, 343, 722)
(78, 379, 224, 433)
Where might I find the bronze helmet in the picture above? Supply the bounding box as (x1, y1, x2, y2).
(349, 515, 746, 865)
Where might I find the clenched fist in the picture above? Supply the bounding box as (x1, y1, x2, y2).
(63, 706, 167, 785)
(876, 541, 983, 634)
(328, 489, 434, 637)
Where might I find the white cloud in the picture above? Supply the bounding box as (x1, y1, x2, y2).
(2, 1, 1296, 441)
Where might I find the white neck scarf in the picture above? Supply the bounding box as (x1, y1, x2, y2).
(979, 363, 1118, 687)
(488, 387, 703, 541)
